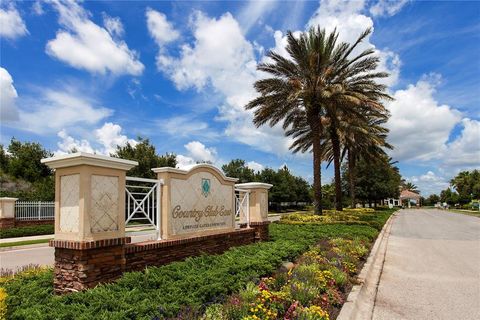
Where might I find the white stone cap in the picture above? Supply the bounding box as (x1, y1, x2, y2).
(152, 163, 238, 182)
(41, 152, 138, 171)
(0, 197, 18, 201)
(235, 182, 273, 190)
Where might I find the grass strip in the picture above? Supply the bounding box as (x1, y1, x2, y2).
(0, 239, 51, 248)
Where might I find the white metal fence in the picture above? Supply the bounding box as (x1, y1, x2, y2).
(235, 188, 250, 227)
(125, 176, 162, 240)
(15, 201, 55, 220)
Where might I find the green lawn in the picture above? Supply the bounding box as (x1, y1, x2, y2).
(2, 210, 394, 320)
(0, 238, 51, 248)
(447, 209, 480, 218)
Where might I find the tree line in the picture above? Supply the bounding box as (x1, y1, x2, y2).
(423, 170, 480, 207)
(1, 138, 402, 209)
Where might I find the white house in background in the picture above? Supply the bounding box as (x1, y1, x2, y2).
(385, 189, 421, 208)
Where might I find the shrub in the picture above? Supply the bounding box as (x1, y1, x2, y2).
(0, 225, 53, 239)
(0, 287, 6, 320)
(279, 208, 395, 231)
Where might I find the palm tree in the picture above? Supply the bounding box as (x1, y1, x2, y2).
(403, 182, 419, 193)
(246, 28, 340, 214)
(282, 28, 392, 211)
(319, 38, 392, 211)
(246, 26, 392, 213)
(342, 113, 392, 208)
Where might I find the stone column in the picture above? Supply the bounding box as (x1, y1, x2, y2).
(234, 183, 272, 241)
(0, 197, 18, 229)
(41, 152, 137, 294)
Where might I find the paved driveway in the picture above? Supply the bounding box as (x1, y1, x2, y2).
(373, 209, 480, 320)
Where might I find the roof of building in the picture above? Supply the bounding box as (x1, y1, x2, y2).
(400, 189, 421, 199)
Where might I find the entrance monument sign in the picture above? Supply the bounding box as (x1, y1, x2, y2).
(153, 164, 238, 239)
(41, 153, 272, 294)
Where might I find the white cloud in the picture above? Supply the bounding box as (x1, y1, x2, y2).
(370, 0, 409, 17)
(32, 1, 44, 16)
(15, 87, 113, 134)
(442, 118, 480, 168)
(176, 154, 196, 169)
(184, 141, 217, 163)
(0, 3, 28, 39)
(55, 122, 137, 155)
(103, 13, 124, 37)
(408, 171, 450, 196)
(237, 0, 278, 34)
(307, 0, 401, 87)
(56, 129, 95, 154)
(176, 141, 218, 169)
(247, 160, 264, 172)
(95, 122, 137, 155)
(146, 8, 179, 46)
(46, 0, 143, 75)
(156, 115, 218, 140)
(0, 67, 19, 121)
(158, 11, 256, 92)
(159, 11, 293, 155)
(386, 75, 462, 162)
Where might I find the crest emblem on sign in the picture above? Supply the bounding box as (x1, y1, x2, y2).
(201, 178, 211, 197)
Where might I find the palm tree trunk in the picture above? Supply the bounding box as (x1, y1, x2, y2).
(330, 125, 343, 211)
(348, 149, 356, 208)
(309, 115, 323, 215)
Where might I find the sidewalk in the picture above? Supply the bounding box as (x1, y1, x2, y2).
(0, 225, 155, 245)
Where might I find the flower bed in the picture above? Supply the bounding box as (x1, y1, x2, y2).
(280, 208, 394, 230)
(199, 238, 369, 320)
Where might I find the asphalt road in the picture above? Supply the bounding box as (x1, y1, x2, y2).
(372, 209, 480, 320)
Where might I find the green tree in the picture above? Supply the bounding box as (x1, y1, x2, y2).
(347, 155, 401, 206)
(221, 159, 256, 183)
(112, 138, 176, 179)
(425, 194, 440, 206)
(6, 138, 53, 182)
(450, 170, 480, 203)
(440, 188, 459, 205)
(0, 145, 9, 173)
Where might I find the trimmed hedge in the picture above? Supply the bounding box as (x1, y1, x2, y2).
(279, 208, 395, 231)
(2, 222, 383, 320)
(0, 225, 54, 239)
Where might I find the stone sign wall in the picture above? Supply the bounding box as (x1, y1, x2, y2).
(42, 153, 272, 294)
(153, 165, 237, 239)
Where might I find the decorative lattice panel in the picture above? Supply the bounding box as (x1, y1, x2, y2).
(60, 174, 80, 233)
(260, 192, 268, 218)
(90, 175, 119, 233)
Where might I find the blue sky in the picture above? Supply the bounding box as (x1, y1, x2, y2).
(1, 0, 479, 196)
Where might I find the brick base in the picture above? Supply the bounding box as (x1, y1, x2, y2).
(125, 228, 256, 272)
(0, 218, 15, 229)
(51, 226, 270, 294)
(251, 221, 271, 241)
(50, 237, 130, 294)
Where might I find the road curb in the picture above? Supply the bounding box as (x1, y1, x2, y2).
(337, 210, 398, 320)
